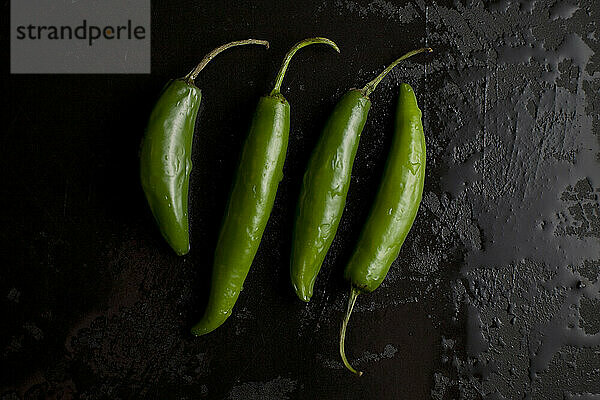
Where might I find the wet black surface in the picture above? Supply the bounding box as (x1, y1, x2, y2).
(1, 0, 599, 399)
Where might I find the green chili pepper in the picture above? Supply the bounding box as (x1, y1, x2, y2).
(140, 39, 269, 256)
(191, 37, 340, 336)
(339, 83, 427, 376)
(290, 48, 432, 302)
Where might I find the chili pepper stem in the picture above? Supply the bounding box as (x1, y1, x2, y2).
(340, 286, 363, 376)
(184, 39, 270, 85)
(270, 37, 340, 96)
(360, 47, 433, 97)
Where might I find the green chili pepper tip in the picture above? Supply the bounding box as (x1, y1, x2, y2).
(184, 39, 270, 85)
(339, 286, 363, 376)
(270, 37, 340, 96)
(360, 47, 432, 97)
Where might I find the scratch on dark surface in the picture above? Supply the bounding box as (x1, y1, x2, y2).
(63, 180, 68, 218)
(320, 343, 398, 369)
(227, 377, 297, 400)
(565, 394, 600, 400)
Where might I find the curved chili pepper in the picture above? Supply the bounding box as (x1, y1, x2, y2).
(340, 83, 427, 376)
(191, 37, 340, 336)
(290, 48, 432, 302)
(140, 39, 269, 256)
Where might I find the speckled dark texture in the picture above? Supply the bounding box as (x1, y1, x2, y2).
(1, 0, 599, 399)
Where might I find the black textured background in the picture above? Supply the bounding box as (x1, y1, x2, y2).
(2, 1, 600, 399)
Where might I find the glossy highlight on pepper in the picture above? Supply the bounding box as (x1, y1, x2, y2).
(140, 39, 269, 256)
(191, 37, 340, 336)
(290, 47, 432, 302)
